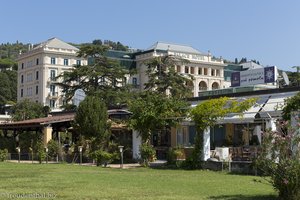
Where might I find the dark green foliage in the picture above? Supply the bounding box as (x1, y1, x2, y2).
(282, 92, 300, 121)
(11, 99, 45, 121)
(90, 150, 117, 167)
(47, 139, 59, 158)
(128, 92, 189, 143)
(140, 143, 156, 167)
(0, 72, 12, 105)
(0, 42, 28, 60)
(0, 58, 17, 70)
(0, 149, 8, 162)
(58, 44, 130, 107)
(36, 141, 46, 164)
(190, 97, 256, 167)
(144, 55, 193, 98)
(167, 147, 183, 167)
(19, 131, 41, 153)
(74, 95, 110, 144)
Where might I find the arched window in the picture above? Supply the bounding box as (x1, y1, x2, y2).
(212, 82, 219, 90)
(199, 81, 207, 91)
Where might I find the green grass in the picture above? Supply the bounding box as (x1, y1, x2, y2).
(0, 162, 276, 200)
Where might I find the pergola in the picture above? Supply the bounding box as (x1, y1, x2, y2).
(0, 113, 75, 145)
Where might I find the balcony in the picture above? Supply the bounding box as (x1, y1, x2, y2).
(48, 92, 59, 99)
(47, 77, 59, 83)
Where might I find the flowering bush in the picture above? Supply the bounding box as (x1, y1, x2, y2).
(256, 121, 300, 200)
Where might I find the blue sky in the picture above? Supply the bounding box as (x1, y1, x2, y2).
(1, 0, 299, 71)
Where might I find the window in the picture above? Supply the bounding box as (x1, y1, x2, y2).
(204, 68, 208, 75)
(35, 85, 38, 94)
(176, 65, 181, 72)
(21, 63, 24, 69)
(21, 89, 23, 97)
(132, 77, 137, 85)
(27, 87, 32, 96)
(216, 69, 220, 77)
(21, 75, 24, 83)
(50, 70, 56, 81)
(76, 60, 81, 66)
(50, 85, 56, 96)
(177, 127, 188, 146)
(185, 66, 189, 74)
(63, 59, 69, 66)
(36, 71, 39, 80)
(36, 58, 39, 65)
(190, 67, 194, 74)
(198, 68, 202, 75)
(211, 69, 215, 76)
(27, 74, 33, 82)
(51, 57, 56, 65)
(50, 100, 55, 108)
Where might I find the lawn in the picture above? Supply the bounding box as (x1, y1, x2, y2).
(0, 162, 276, 200)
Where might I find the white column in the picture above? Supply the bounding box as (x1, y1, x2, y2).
(180, 65, 185, 74)
(254, 125, 262, 144)
(266, 118, 276, 131)
(203, 127, 210, 161)
(132, 130, 142, 160)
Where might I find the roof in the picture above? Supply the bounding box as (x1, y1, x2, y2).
(0, 110, 131, 130)
(0, 113, 75, 129)
(33, 37, 79, 51)
(147, 42, 202, 54)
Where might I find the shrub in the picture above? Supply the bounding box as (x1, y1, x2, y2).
(167, 147, 183, 166)
(0, 149, 8, 162)
(256, 121, 300, 200)
(36, 141, 46, 164)
(140, 143, 156, 167)
(90, 150, 116, 167)
(47, 139, 59, 158)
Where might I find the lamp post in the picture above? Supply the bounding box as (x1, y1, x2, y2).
(45, 147, 48, 164)
(78, 146, 83, 165)
(118, 146, 124, 169)
(16, 147, 20, 163)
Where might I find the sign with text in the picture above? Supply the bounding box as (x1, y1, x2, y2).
(231, 66, 277, 87)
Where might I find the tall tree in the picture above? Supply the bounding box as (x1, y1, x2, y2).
(58, 44, 130, 107)
(144, 55, 194, 98)
(11, 99, 45, 121)
(0, 72, 12, 105)
(282, 91, 300, 121)
(73, 95, 110, 147)
(128, 92, 189, 143)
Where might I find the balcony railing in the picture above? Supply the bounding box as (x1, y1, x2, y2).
(48, 92, 59, 99)
(48, 77, 58, 83)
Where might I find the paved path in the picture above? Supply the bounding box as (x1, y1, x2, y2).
(7, 160, 167, 169)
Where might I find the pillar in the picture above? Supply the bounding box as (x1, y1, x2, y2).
(266, 118, 276, 131)
(43, 126, 52, 146)
(253, 125, 262, 144)
(132, 130, 142, 160)
(203, 127, 210, 161)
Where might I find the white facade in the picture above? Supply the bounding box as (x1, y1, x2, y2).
(135, 42, 226, 97)
(17, 38, 87, 111)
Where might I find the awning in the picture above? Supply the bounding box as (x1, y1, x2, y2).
(258, 92, 297, 118)
(218, 95, 269, 124)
